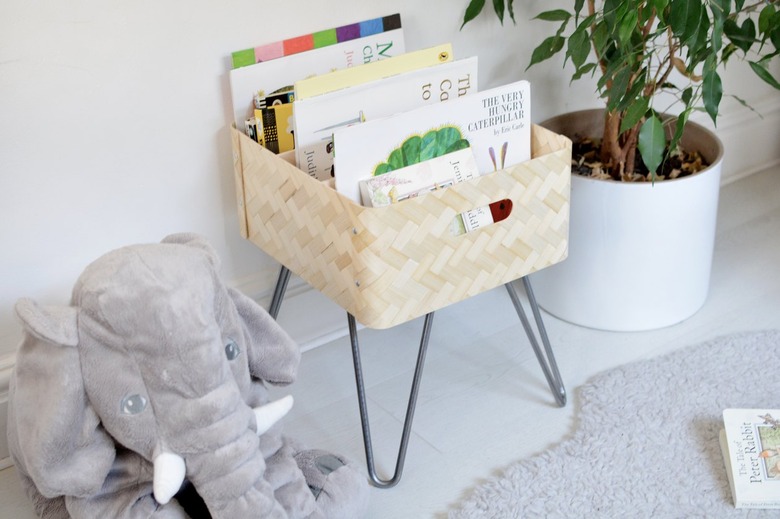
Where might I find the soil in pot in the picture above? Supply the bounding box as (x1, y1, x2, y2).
(571, 137, 710, 182)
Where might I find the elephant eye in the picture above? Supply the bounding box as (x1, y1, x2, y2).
(120, 394, 147, 415)
(225, 338, 240, 361)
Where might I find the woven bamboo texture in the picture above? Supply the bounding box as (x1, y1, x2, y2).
(231, 124, 571, 329)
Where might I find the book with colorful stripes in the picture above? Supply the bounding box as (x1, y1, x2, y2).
(231, 13, 402, 69)
(229, 16, 405, 129)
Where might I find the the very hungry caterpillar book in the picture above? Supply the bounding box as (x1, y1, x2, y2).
(332, 80, 531, 204)
(293, 54, 477, 181)
(720, 408, 780, 509)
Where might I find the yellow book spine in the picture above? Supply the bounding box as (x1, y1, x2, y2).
(294, 43, 453, 100)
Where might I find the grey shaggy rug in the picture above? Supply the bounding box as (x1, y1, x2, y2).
(449, 331, 780, 518)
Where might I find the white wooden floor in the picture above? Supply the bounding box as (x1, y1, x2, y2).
(2, 165, 779, 518)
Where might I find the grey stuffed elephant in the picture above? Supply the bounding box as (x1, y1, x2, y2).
(7, 233, 369, 518)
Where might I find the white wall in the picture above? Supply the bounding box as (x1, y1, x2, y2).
(1, 2, 779, 460)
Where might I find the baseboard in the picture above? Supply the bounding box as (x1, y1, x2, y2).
(691, 95, 780, 185)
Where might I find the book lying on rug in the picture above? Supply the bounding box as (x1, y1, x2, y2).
(720, 408, 780, 509)
(332, 79, 531, 203)
(293, 55, 478, 180)
(228, 16, 405, 129)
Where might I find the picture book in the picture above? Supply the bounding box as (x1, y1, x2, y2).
(332, 80, 531, 203)
(256, 104, 294, 154)
(359, 147, 478, 207)
(720, 408, 780, 508)
(231, 13, 402, 69)
(358, 146, 497, 235)
(293, 56, 478, 181)
(229, 25, 405, 129)
(294, 43, 454, 100)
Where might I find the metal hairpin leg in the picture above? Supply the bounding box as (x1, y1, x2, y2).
(505, 277, 567, 407)
(348, 312, 434, 488)
(267, 265, 565, 488)
(268, 266, 291, 320)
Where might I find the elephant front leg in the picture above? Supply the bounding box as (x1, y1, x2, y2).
(153, 396, 294, 518)
(184, 434, 288, 519)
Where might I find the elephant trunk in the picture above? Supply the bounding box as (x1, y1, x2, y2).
(152, 396, 293, 518)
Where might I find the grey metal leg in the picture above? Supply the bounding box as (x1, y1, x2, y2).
(348, 312, 434, 488)
(505, 278, 567, 406)
(267, 265, 565, 489)
(268, 266, 291, 319)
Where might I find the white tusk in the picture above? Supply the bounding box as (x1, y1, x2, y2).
(153, 451, 186, 505)
(254, 395, 294, 435)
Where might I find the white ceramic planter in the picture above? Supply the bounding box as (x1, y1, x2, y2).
(530, 109, 724, 331)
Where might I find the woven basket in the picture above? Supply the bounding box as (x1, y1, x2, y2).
(231, 124, 571, 329)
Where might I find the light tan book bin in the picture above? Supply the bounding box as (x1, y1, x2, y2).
(231, 125, 571, 329)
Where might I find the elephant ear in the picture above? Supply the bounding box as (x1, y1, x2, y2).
(161, 233, 220, 269)
(8, 298, 115, 498)
(228, 287, 300, 385)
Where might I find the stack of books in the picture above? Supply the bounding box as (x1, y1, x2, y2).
(228, 13, 532, 235)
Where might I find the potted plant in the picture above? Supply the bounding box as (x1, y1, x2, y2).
(462, 0, 780, 331)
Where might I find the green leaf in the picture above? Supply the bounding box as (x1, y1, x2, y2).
(606, 66, 632, 111)
(620, 97, 650, 134)
(670, 0, 704, 43)
(721, 42, 738, 63)
(617, 10, 639, 44)
(709, 0, 731, 22)
(574, 0, 585, 19)
(492, 0, 505, 24)
(603, 0, 624, 30)
(591, 22, 610, 59)
(724, 18, 756, 54)
(669, 108, 692, 154)
(711, 11, 724, 53)
(507, 0, 516, 24)
(638, 115, 666, 175)
(572, 62, 598, 82)
(527, 36, 565, 70)
(681, 86, 693, 106)
(759, 5, 776, 35)
(735, 0, 745, 10)
(461, 0, 486, 28)
(688, 12, 711, 59)
(749, 60, 780, 89)
(617, 71, 648, 112)
(534, 9, 571, 22)
(568, 26, 591, 68)
(702, 62, 723, 124)
(651, 0, 671, 18)
(772, 14, 780, 50)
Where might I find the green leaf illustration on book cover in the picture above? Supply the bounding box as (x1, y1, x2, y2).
(373, 125, 470, 175)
